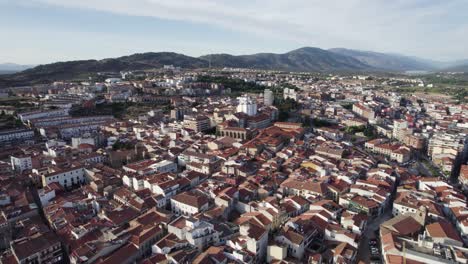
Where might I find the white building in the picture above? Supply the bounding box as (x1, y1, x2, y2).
(42, 166, 86, 188)
(263, 89, 274, 106)
(71, 136, 96, 148)
(18, 108, 69, 122)
(171, 192, 209, 216)
(168, 216, 220, 250)
(229, 223, 268, 263)
(392, 119, 409, 141)
(0, 129, 35, 144)
(10, 155, 32, 172)
(428, 132, 468, 160)
(283, 88, 297, 101)
(237, 95, 257, 116)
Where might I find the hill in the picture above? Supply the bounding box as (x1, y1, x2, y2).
(0, 63, 34, 74)
(442, 64, 468, 73)
(0, 48, 375, 87)
(200, 47, 371, 72)
(0, 52, 208, 86)
(328, 48, 436, 71)
(7, 47, 466, 87)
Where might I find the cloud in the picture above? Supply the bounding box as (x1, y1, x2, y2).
(15, 0, 468, 59)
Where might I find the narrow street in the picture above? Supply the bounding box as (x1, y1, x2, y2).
(356, 209, 392, 263)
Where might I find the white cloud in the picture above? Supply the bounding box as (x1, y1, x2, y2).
(17, 0, 468, 59)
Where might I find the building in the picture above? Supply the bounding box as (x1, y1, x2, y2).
(404, 134, 426, 150)
(365, 139, 411, 163)
(283, 88, 297, 101)
(171, 108, 191, 120)
(0, 129, 34, 144)
(168, 216, 220, 250)
(56, 122, 105, 139)
(178, 150, 221, 174)
(10, 154, 32, 172)
(459, 164, 468, 191)
(42, 166, 87, 188)
(352, 103, 375, 120)
(247, 114, 271, 129)
(171, 191, 210, 216)
(392, 119, 410, 141)
(228, 222, 269, 263)
(263, 89, 274, 106)
(183, 115, 211, 132)
(10, 232, 64, 264)
(428, 131, 468, 160)
(18, 108, 69, 122)
(218, 126, 254, 141)
(428, 131, 468, 176)
(237, 95, 257, 116)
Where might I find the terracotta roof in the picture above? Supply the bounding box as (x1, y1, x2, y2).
(172, 191, 209, 209)
(11, 232, 61, 261)
(99, 243, 138, 264)
(426, 220, 462, 242)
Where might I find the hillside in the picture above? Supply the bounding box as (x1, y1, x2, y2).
(7, 47, 461, 87)
(442, 63, 468, 72)
(329, 48, 436, 71)
(0, 63, 34, 74)
(0, 52, 208, 86)
(201, 47, 371, 72)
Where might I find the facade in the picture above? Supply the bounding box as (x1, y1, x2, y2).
(171, 192, 210, 216)
(11, 232, 64, 264)
(18, 108, 69, 122)
(392, 119, 409, 141)
(57, 122, 104, 139)
(10, 155, 32, 172)
(42, 166, 86, 188)
(170, 108, 191, 120)
(263, 89, 274, 106)
(183, 115, 211, 132)
(352, 103, 375, 120)
(237, 95, 257, 116)
(283, 88, 297, 101)
(404, 134, 426, 150)
(365, 139, 411, 163)
(428, 131, 468, 175)
(0, 129, 34, 144)
(217, 126, 255, 141)
(168, 216, 220, 250)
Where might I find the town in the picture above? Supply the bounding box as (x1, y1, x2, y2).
(0, 66, 467, 264)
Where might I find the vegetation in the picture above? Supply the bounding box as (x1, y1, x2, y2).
(453, 88, 468, 103)
(70, 102, 166, 119)
(0, 96, 36, 108)
(0, 52, 209, 86)
(363, 125, 378, 139)
(341, 103, 353, 110)
(0, 113, 23, 130)
(112, 140, 134, 151)
(274, 98, 299, 121)
(197, 75, 266, 96)
(343, 125, 377, 139)
(201, 47, 370, 72)
(423, 74, 468, 86)
(344, 125, 366, 134)
(311, 118, 334, 127)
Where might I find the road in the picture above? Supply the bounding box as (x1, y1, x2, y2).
(356, 209, 392, 263)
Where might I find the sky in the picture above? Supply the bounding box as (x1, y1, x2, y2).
(1, 0, 467, 64)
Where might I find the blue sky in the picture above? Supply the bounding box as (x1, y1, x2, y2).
(1, 0, 467, 64)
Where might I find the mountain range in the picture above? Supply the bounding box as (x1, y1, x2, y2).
(1, 47, 468, 87)
(0, 63, 35, 74)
